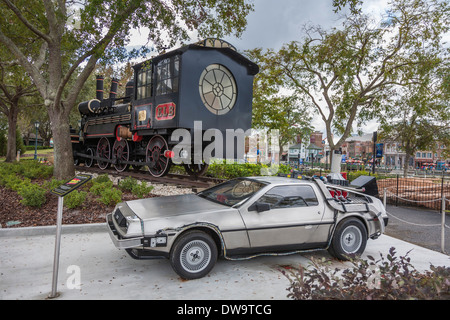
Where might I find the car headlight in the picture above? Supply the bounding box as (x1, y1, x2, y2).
(125, 215, 140, 227)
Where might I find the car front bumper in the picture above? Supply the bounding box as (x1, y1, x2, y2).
(106, 213, 143, 249)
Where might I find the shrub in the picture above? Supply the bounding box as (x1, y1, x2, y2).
(131, 181, 154, 198)
(346, 170, 379, 182)
(16, 129, 26, 156)
(89, 181, 113, 196)
(0, 173, 31, 192)
(206, 161, 287, 179)
(43, 178, 66, 191)
(64, 190, 87, 209)
(92, 174, 111, 184)
(18, 184, 46, 207)
(281, 247, 450, 300)
(0, 160, 53, 179)
(21, 162, 53, 179)
(205, 161, 296, 179)
(118, 176, 138, 192)
(0, 128, 6, 156)
(97, 188, 122, 206)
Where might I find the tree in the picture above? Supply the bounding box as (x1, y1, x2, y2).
(247, 48, 313, 159)
(0, 0, 253, 179)
(379, 65, 450, 176)
(332, 0, 363, 14)
(0, 11, 42, 162)
(262, 0, 449, 167)
(0, 61, 37, 162)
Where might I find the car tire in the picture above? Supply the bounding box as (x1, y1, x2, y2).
(328, 218, 367, 260)
(170, 230, 218, 280)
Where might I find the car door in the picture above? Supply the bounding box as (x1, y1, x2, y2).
(239, 184, 325, 250)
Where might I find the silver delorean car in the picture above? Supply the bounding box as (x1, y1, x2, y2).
(107, 176, 388, 279)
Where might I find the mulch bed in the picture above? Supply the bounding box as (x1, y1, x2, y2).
(0, 186, 159, 228)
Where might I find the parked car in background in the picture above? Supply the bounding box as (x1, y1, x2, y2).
(107, 176, 388, 279)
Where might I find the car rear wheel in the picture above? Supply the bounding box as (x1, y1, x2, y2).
(328, 218, 367, 260)
(170, 231, 218, 280)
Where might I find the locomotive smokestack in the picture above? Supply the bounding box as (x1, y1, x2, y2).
(96, 75, 104, 101)
(124, 80, 134, 103)
(125, 80, 134, 97)
(109, 77, 119, 101)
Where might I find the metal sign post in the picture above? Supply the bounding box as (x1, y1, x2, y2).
(48, 174, 91, 299)
(49, 196, 64, 298)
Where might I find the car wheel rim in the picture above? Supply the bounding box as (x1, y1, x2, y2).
(340, 225, 362, 254)
(180, 240, 211, 273)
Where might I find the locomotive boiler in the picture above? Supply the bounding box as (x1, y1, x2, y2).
(72, 38, 259, 177)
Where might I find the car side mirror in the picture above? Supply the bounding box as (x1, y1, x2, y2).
(249, 202, 271, 212)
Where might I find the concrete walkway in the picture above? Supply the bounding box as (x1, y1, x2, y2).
(0, 223, 449, 300)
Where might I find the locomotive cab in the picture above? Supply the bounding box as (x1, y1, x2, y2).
(74, 38, 259, 178)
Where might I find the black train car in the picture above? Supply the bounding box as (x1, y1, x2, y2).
(73, 39, 259, 177)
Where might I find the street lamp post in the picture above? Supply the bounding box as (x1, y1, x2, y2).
(34, 121, 40, 160)
(372, 131, 377, 174)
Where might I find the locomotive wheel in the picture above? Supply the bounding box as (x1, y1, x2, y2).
(146, 135, 171, 177)
(113, 139, 130, 172)
(97, 137, 111, 170)
(84, 148, 95, 168)
(183, 161, 209, 177)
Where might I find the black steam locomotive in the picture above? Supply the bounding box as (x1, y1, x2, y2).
(72, 38, 259, 177)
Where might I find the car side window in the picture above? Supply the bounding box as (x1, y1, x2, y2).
(257, 185, 319, 209)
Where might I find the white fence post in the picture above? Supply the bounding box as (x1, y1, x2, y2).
(441, 196, 446, 254)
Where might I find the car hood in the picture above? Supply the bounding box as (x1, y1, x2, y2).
(125, 194, 230, 220)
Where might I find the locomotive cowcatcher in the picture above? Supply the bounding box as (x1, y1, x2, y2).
(71, 39, 259, 177)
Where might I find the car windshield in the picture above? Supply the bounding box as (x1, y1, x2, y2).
(197, 178, 267, 207)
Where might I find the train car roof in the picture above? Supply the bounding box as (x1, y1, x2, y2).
(133, 38, 259, 75)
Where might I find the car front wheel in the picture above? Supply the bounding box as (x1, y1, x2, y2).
(170, 230, 218, 280)
(328, 218, 367, 260)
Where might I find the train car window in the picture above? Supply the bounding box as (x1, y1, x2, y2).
(156, 55, 180, 96)
(136, 64, 153, 100)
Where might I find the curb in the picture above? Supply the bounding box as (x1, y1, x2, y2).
(0, 223, 107, 238)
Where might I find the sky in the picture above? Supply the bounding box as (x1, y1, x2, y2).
(128, 0, 391, 52)
(223, 0, 354, 50)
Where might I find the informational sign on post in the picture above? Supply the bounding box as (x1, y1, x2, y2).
(48, 174, 92, 299)
(51, 174, 92, 197)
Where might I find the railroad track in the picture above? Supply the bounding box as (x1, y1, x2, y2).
(75, 164, 223, 189)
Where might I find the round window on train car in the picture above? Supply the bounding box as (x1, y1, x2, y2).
(198, 64, 237, 115)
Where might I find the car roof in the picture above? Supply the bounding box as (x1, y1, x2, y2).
(245, 176, 316, 186)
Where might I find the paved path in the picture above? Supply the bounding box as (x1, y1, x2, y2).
(385, 205, 449, 253)
(1, 224, 448, 300)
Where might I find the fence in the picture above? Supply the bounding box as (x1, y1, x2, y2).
(377, 175, 449, 253)
(377, 176, 450, 211)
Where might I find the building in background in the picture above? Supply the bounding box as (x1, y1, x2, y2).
(288, 143, 306, 166)
(341, 133, 373, 161)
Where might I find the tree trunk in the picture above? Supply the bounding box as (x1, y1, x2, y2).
(48, 107, 74, 179)
(403, 152, 411, 178)
(5, 102, 18, 162)
(279, 144, 284, 163)
(328, 145, 340, 172)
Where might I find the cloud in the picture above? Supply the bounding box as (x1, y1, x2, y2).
(224, 0, 346, 50)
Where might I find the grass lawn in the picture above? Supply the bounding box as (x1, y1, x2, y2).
(0, 148, 54, 161)
(23, 148, 54, 156)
